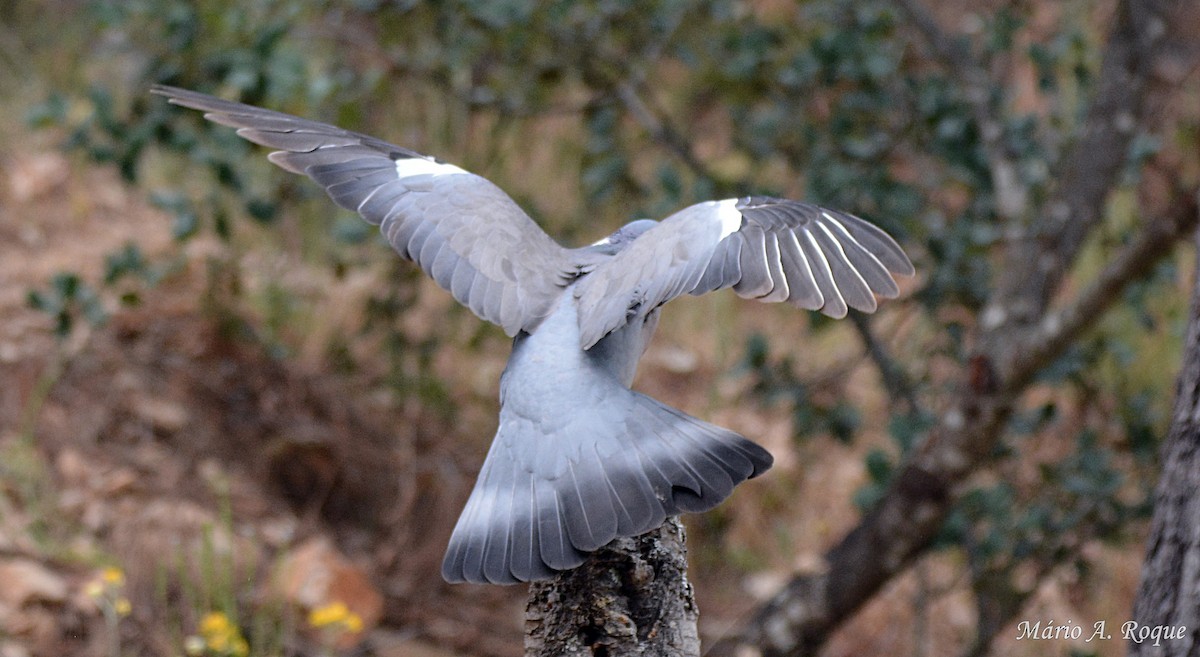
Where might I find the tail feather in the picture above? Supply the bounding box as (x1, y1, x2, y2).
(596, 438, 661, 535)
(508, 481, 553, 582)
(479, 452, 516, 584)
(451, 442, 504, 584)
(635, 403, 737, 512)
(441, 390, 773, 584)
(622, 411, 705, 506)
(536, 482, 583, 570)
(563, 452, 620, 551)
(662, 404, 764, 479)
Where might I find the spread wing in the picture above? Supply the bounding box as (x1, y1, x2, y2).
(574, 196, 914, 349)
(152, 85, 586, 336)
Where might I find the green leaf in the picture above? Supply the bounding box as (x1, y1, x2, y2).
(864, 449, 893, 484)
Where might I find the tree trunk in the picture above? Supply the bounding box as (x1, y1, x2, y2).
(1128, 226, 1200, 657)
(524, 516, 701, 657)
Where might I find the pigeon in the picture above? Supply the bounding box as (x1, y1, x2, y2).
(152, 86, 914, 584)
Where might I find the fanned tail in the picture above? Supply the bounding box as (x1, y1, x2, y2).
(441, 391, 772, 584)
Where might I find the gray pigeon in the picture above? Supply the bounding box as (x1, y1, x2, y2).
(152, 86, 915, 585)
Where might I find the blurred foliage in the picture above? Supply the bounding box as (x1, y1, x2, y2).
(17, 0, 1190, 651)
(27, 272, 108, 339)
(741, 332, 863, 444)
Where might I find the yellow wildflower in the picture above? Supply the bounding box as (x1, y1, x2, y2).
(197, 611, 249, 656)
(114, 597, 132, 617)
(308, 600, 365, 637)
(307, 601, 350, 628)
(101, 567, 125, 587)
(200, 611, 232, 636)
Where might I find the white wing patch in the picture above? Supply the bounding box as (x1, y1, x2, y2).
(712, 199, 744, 240)
(395, 157, 469, 179)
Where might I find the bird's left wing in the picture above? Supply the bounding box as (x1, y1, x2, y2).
(152, 86, 587, 336)
(574, 196, 914, 349)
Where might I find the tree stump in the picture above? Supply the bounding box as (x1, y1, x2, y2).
(524, 517, 701, 657)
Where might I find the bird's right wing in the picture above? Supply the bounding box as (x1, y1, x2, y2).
(153, 86, 586, 336)
(574, 196, 914, 349)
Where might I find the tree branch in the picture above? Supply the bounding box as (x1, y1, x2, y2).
(613, 80, 724, 189)
(850, 312, 920, 413)
(984, 0, 1191, 339)
(1005, 187, 1200, 391)
(896, 0, 1028, 221)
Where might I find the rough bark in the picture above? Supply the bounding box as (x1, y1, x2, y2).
(1128, 227, 1200, 657)
(524, 517, 701, 657)
(711, 0, 1200, 654)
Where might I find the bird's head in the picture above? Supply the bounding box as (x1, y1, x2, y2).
(589, 219, 658, 254)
